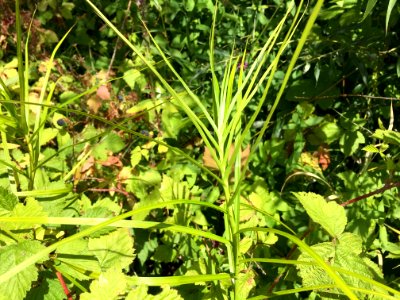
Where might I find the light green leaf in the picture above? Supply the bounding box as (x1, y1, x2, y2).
(60, 2, 75, 19)
(56, 239, 101, 280)
(298, 240, 385, 298)
(39, 128, 58, 146)
(130, 146, 142, 168)
(184, 0, 195, 11)
(92, 132, 125, 160)
(88, 228, 135, 270)
(191, 210, 209, 226)
(294, 192, 347, 237)
(298, 242, 336, 286)
(236, 270, 256, 300)
(339, 131, 365, 156)
(382, 130, 400, 145)
(26, 272, 66, 300)
(239, 237, 253, 254)
(335, 242, 384, 290)
(123, 69, 143, 90)
(0, 241, 46, 300)
(386, 0, 397, 32)
(81, 268, 127, 300)
(338, 232, 363, 255)
(360, 0, 378, 22)
(10, 198, 47, 229)
(362, 145, 379, 153)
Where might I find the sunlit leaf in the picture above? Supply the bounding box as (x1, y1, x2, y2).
(294, 192, 347, 237)
(81, 268, 127, 300)
(0, 241, 46, 300)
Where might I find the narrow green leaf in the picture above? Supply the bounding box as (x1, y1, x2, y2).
(294, 192, 347, 237)
(126, 274, 230, 286)
(386, 0, 398, 33)
(361, 0, 378, 22)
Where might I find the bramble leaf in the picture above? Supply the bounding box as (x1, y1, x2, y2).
(81, 268, 127, 300)
(0, 241, 46, 300)
(88, 228, 135, 270)
(0, 187, 18, 216)
(56, 239, 102, 280)
(294, 192, 347, 237)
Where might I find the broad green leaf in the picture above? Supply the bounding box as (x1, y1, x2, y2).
(56, 239, 101, 280)
(294, 192, 347, 237)
(0, 241, 46, 300)
(123, 69, 143, 90)
(162, 103, 184, 138)
(385, 242, 400, 259)
(130, 146, 142, 168)
(362, 145, 380, 153)
(152, 245, 177, 262)
(92, 132, 125, 160)
(191, 210, 209, 226)
(298, 242, 336, 286)
(9, 198, 47, 230)
(81, 268, 127, 300)
(339, 131, 365, 156)
(184, 0, 195, 12)
(39, 128, 58, 146)
(60, 2, 75, 19)
(239, 237, 253, 254)
(335, 242, 385, 293)
(26, 272, 66, 300)
(88, 228, 135, 270)
(382, 130, 400, 146)
(236, 270, 256, 300)
(81, 206, 115, 237)
(318, 122, 342, 144)
(298, 240, 385, 298)
(338, 232, 363, 255)
(0, 187, 18, 216)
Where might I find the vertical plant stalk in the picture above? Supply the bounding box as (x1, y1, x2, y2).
(15, 0, 27, 133)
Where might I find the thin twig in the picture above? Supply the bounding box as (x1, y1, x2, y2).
(107, 0, 132, 78)
(87, 187, 132, 198)
(340, 182, 400, 207)
(56, 271, 73, 300)
(295, 94, 400, 101)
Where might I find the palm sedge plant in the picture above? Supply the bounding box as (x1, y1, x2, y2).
(0, 0, 398, 299)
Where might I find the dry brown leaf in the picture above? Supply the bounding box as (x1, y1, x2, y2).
(96, 85, 111, 100)
(101, 155, 123, 167)
(86, 96, 102, 113)
(203, 144, 251, 170)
